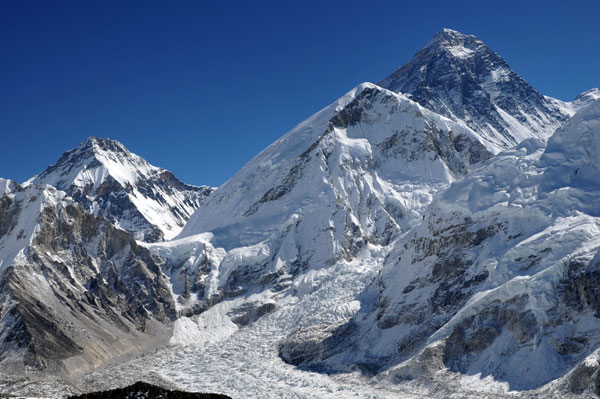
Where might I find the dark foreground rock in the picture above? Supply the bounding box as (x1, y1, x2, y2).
(68, 381, 231, 399)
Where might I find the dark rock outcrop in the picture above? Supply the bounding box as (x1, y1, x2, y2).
(379, 29, 569, 149)
(68, 381, 231, 399)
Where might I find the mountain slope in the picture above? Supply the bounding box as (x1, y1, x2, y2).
(139, 33, 598, 395)
(291, 100, 600, 395)
(164, 83, 491, 316)
(0, 138, 211, 375)
(69, 81, 498, 399)
(379, 29, 572, 151)
(0, 182, 175, 375)
(30, 137, 213, 242)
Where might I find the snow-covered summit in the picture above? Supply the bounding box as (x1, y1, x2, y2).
(574, 87, 600, 108)
(156, 81, 495, 333)
(31, 136, 189, 192)
(30, 136, 213, 241)
(179, 82, 491, 243)
(30, 136, 150, 189)
(424, 28, 480, 58)
(379, 29, 571, 151)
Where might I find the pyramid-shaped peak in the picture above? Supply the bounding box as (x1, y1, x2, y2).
(31, 135, 156, 193)
(78, 135, 130, 156)
(423, 28, 487, 57)
(29, 135, 212, 241)
(378, 29, 568, 151)
(428, 28, 473, 44)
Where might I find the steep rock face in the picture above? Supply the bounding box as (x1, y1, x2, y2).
(30, 137, 213, 242)
(379, 29, 571, 151)
(160, 83, 491, 320)
(0, 183, 176, 375)
(292, 100, 600, 390)
(0, 139, 210, 377)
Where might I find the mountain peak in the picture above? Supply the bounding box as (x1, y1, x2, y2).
(423, 28, 484, 59)
(378, 29, 569, 151)
(31, 136, 152, 191)
(30, 137, 213, 241)
(427, 28, 473, 46)
(78, 135, 130, 157)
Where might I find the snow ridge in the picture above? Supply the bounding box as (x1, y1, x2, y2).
(379, 28, 571, 152)
(30, 136, 213, 241)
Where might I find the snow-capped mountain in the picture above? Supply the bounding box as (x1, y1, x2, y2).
(283, 99, 600, 396)
(572, 87, 600, 110)
(1, 28, 599, 399)
(0, 182, 175, 375)
(0, 138, 212, 375)
(379, 28, 573, 151)
(29, 137, 213, 242)
(165, 82, 491, 318)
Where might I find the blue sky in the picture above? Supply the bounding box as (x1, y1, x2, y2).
(1, 0, 598, 187)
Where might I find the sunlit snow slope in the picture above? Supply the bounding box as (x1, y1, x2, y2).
(164, 83, 491, 315)
(300, 100, 600, 395)
(30, 137, 213, 241)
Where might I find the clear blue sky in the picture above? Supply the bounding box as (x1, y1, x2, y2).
(1, 0, 598, 187)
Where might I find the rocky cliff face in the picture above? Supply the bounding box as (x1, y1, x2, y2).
(31, 137, 213, 242)
(379, 29, 572, 151)
(0, 137, 213, 377)
(0, 182, 176, 375)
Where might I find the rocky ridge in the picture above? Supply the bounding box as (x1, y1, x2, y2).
(0, 138, 210, 375)
(30, 136, 213, 242)
(379, 29, 574, 151)
(0, 182, 176, 375)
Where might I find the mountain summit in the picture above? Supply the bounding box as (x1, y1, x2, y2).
(29, 137, 213, 241)
(379, 28, 571, 151)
